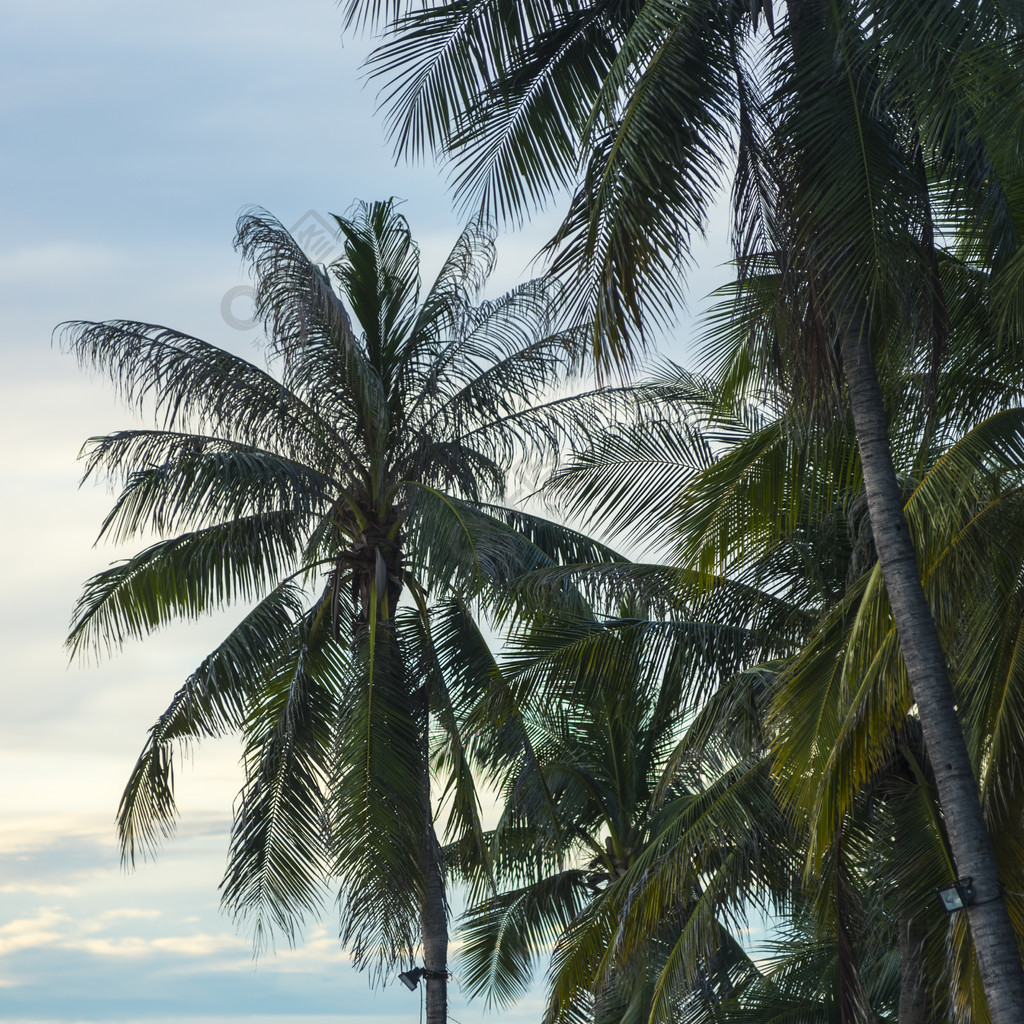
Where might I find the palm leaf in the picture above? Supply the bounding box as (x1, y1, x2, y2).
(117, 580, 310, 864)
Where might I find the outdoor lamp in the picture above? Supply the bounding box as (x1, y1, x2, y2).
(398, 966, 449, 991)
(399, 968, 425, 991)
(937, 877, 975, 912)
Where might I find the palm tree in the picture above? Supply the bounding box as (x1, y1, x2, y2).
(549, 345, 1024, 1019)
(346, 3, 1024, 1017)
(60, 199, 626, 1024)
(457, 614, 793, 1024)
(457, 338, 1024, 1021)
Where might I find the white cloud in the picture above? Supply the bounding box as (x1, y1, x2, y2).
(263, 929, 354, 972)
(64, 936, 153, 958)
(0, 880, 77, 897)
(65, 931, 248, 959)
(0, 909, 71, 956)
(0, 815, 114, 856)
(96, 907, 162, 922)
(150, 933, 249, 957)
(0, 882, 247, 965)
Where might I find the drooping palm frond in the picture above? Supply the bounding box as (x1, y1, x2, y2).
(59, 319, 337, 464)
(536, 756, 792, 1024)
(117, 580, 311, 864)
(331, 617, 426, 974)
(539, 0, 738, 365)
(460, 871, 590, 1007)
(67, 513, 308, 658)
(482, 505, 627, 568)
(222, 609, 345, 948)
(408, 601, 497, 875)
(404, 484, 557, 600)
(82, 432, 338, 544)
(369, 0, 623, 218)
(548, 413, 718, 556)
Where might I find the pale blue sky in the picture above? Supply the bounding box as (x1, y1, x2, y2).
(0, 1, 732, 1021)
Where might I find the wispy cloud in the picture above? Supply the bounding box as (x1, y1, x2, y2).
(0, 909, 71, 956)
(0, 884, 77, 897)
(64, 932, 249, 959)
(96, 907, 162, 922)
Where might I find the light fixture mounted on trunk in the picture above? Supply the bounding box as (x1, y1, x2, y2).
(937, 877, 975, 913)
(398, 967, 449, 991)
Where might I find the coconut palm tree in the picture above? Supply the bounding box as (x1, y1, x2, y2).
(346, 3, 1024, 1016)
(548, 334, 1024, 1019)
(451, 333, 1024, 1021)
(456, 613, 793, 1024)
(60, 199, 628, 1024)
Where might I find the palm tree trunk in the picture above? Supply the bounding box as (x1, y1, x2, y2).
(419, 704, 448, 1024)
(841, 318, 1024, 1023)
(420, 824, 448, 1024)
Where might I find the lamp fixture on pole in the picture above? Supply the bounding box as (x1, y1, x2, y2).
(937, 877, 975, 913)
(398, 966, 449, 991)
(398, 967, 425, 991)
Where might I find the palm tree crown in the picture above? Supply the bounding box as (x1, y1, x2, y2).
(459, 613, 792, 1024)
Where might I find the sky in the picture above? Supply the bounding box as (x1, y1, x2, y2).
(0, 2, 733, 1021)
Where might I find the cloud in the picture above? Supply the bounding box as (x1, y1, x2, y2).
(150, 933, 249, 958)
(64, 932, 248, 960)
(259, 927, 354, 973)
(97, 908, 162, 922)
(0, 888, 245, 965)
(63, 936, 153, 958)
(0, 825, 115, 892)
(0, 909, 71, 956)
(0, 884, 77, 897)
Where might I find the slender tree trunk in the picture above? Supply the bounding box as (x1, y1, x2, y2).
(841, 319, 1024, 1023)
(420, 817, 448, 1024)
(419, 703, 448, 1024)
(360, 536, 448, 1021)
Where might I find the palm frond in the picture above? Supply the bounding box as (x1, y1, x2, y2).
(332, 620, 425, 973)
(80, 431, 337, 545)
(371, 0, 617, 220)
(57, 319, 334, 465)
(459, 871, 589, 1007)
(234, 206, 379, 467)
(404, 601, 494, 876)
(221, 610, 344, 948)
(67, 513, 306, 658)
(117, 581, 310, 864)
(541, 0, 737, 367)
